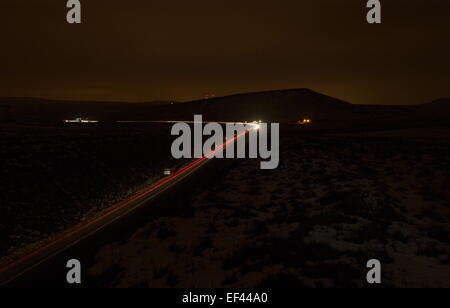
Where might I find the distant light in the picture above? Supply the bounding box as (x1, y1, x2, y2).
(297, 118, 312, 125)
(63, 118, 98, 124)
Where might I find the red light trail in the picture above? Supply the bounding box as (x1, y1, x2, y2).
(0, 127, 251, 284)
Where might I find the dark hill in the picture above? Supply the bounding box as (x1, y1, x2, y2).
(178, 88, 354, 122)
(1, 90, 449, 129)
(417, 98, 450, 113)
(131, 89, 440, 129)
(0, 89, 357, 124)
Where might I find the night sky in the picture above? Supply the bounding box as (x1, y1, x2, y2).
(0, 0, 449, 105)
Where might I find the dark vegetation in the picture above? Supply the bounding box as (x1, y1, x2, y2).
(88, 126, 450, 287)
(0, 123, 178, 258)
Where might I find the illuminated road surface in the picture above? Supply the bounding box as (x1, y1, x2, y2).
(0, 127, 253, 286)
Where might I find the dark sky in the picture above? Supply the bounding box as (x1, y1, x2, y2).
(0, 0, 449, 105)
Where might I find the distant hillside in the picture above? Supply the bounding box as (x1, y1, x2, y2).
(175, 89, 354, 122)
(127, 88, 360, 127)
(0, 97, 173, 123)
(141, 89, 448, 129)
(399, 98, 450, 126)
(417, 98, 450, 113)
(1, 90, 449, 129)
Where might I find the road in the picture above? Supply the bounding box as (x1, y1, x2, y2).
(0, 126, 253, 287)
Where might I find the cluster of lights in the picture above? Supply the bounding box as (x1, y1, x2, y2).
(64, 118, 98, 123)
(252, 120, 262, 130)
(298, 118, 312, 125)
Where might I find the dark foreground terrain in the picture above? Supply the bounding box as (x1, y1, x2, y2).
(0, 123, 179, 262)
(87, 127, 450, 288)
(1, 89, 450, 287)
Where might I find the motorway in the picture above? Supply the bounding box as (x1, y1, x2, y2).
(0, 125, 253, 287)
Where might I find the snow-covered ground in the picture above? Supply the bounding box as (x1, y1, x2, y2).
(87, 130, 450, 287)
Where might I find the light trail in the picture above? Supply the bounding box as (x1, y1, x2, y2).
(0, 127, 252, 284)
